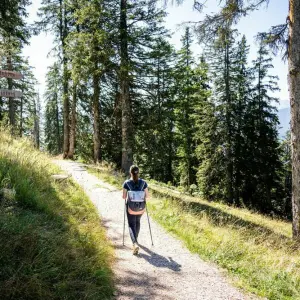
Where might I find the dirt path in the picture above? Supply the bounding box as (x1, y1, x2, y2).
(54, 160, 256, 300)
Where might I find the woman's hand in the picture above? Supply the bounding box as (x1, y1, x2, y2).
(145, 187, 149, 199)
(122, 188, 127, 200)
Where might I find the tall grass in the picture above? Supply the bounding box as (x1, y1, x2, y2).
(0, 130, 114, 299)
(88, 165, 300, 300)
(87, 163, 125, 187)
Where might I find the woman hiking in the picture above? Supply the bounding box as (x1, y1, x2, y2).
(122, 165, 149, 255)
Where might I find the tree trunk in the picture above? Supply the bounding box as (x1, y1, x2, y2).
(60, 0, 69, 158)
(120, 0, 133, 174)
(20, 94, 23, 137)
(19, 80, 24, 137)
(93, 72, 101, 163)
(68, 83, 76, 159)
(224, 42, 234, 204)
(33, 94, 40, 149)
(62, 56, 69, 158)
(36, 95, 40, 149)
(289, 0, 300, 239)
(55, 89, 61, 153)
(7, 55, 15, 132)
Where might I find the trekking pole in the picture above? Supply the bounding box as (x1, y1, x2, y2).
(123, 200, 126, 246)
(145, 203, 154, 246)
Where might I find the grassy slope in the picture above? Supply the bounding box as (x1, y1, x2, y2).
(87, 164, 300, 300)
(0, 131, 114, 299)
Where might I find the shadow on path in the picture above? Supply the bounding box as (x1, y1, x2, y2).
(116, 269, 173, 300)
(138, 245, 182, 272)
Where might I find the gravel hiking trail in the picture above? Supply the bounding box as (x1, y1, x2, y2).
(54, 160, 257, 300)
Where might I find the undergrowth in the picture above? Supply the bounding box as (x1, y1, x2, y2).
(0, 130, 114, 299)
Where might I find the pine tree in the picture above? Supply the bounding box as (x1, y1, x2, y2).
(134, 38, 176, 182)
(280, 131, 292, 218)
(100, 73, 122, 166)
(44, 63, 63, 154)
(117, 0, 168, 173)
(194, 86, 217, 199)
(37, 0, 72, 158)
(200, 28, 239, 202)
(33, 93, 41, 149)
(19, 63, 39, 140)
(0, 0, 30, 43)
(232, 35, 252, 206)
(119, 0, 132, 173)
(173, 0, 300, 241)
(173, 28, 209, 187)
(243, 41, 283, 212)
(69, 0, 114, 162)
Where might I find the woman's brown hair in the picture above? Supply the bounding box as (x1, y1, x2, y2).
(130, 165, 139, 183)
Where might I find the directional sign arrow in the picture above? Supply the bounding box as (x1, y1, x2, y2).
(0, 89, 22, 98)
(0, 70, 23, 80)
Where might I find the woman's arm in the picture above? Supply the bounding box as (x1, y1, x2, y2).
(122, 188, 127, 200)
(145, 187, 149, 199)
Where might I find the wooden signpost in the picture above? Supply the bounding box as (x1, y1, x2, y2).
(0, 69, 23, 98)
(0, 70, 23, 80)
(0, 89, 22, 98)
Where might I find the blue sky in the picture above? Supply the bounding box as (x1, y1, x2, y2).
(23, 0, 289, 108)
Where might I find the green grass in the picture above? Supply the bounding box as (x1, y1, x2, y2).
(87, 164, 300, 300)
(87, 164, 125, 187)
(0, 130, 114, 299)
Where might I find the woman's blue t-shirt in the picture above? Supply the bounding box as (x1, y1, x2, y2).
(122, 179, 148, 191)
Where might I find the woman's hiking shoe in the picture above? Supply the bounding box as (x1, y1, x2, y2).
(133, 243, 139, 255)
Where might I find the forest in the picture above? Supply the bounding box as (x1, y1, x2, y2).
(0, 0, 294, 219)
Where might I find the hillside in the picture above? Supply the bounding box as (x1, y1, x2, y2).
(0, 130, 114, 299)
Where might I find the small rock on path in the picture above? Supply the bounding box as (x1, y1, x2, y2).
(54, 160, 257, 300)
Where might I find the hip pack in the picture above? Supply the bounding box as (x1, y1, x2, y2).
(127, 181, 146, 215)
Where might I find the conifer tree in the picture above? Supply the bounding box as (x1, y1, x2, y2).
(37, 0, 72, 158)
(68, 0, 113, 162)
(200, 28, 239, 202)
(18, 63, 39, 139)
(44, 63, 63, 154)
(173, 0, 300, 240)
(134, 38, 176, 182)
(33, 93, 41, 149)
(100, 73, 122, 165)
(243, 41, 283, 212)
(0, 0, 30, 43)
(174, 28, 209, 187)
(232, 35, 252, 205)
(119, 0, 132, 173)
(118, 0, 168, 173)
(280, 131, 292, 217)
